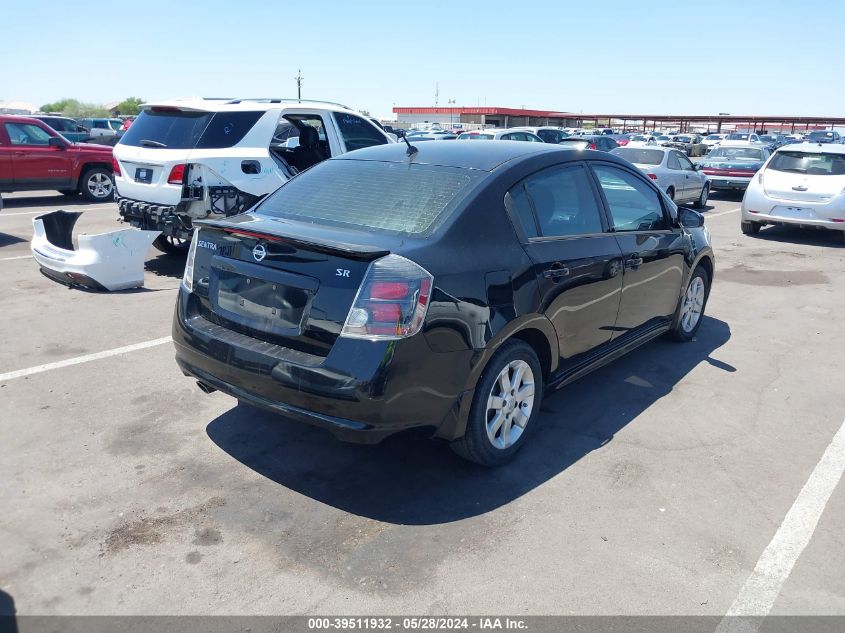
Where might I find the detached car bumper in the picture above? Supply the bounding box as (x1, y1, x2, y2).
(31, 210, 160, 291)
(172, 290, 475, 443)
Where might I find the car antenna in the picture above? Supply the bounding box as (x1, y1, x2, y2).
(399, 131, 418, 157)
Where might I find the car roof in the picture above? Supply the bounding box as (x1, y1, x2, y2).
(777, 142, 845, 154)
(140, 97, 358, 114)
(335, 139, 574, 171)
(0, 114, 53, 124)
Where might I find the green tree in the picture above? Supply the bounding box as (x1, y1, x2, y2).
(116, 97, 144, 116)
(39, 98, 107, 117)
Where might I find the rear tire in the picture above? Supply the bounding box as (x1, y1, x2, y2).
(451, 340, 543, 467)
(79, 167, 115, 202)
(741, 220, 761, 235)
(668, 265, 710, 342)
(694, 184, 709, 209)
(152, 234, 191, 255)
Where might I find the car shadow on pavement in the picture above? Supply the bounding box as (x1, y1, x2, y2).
(0, 194, 112, 209)
(746, 225, 845, 248)
(207, 316, 732, 525)
(145, 252, 187, 279)
(707, 190, 744, 204)
(0, 233, 26, 247)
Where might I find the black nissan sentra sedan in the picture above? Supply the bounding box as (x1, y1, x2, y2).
(173, 141, 714, 466)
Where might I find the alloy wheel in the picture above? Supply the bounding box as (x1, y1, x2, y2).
(485, 360, 535, 450)
(680, 276, 705, 333)
(87, 172, 113, 199)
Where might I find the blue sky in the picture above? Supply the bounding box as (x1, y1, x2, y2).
(3, 0, 843, 119)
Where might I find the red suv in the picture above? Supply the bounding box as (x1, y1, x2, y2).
(0, 115, 115, 205)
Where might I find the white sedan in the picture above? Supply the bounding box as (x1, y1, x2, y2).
(611, 146, 710, 207)
(741, 143, 845, 242)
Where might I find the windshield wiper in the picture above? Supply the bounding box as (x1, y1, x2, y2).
(140, 139, 167, 148)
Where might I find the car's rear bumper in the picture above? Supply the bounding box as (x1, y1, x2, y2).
(707, 175, 753, 189)
(742, 188, 845, 230)
(172, 289, 475, 443)
(31, 210, 160, 291)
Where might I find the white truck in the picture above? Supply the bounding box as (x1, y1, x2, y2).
(112, 98, 393, 253)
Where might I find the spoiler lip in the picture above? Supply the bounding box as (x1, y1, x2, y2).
(196, 217, 391, 261)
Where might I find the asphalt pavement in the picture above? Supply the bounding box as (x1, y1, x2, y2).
(0, 189, 843, 617)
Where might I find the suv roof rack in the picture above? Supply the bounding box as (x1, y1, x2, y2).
(222, 98, 352, 110)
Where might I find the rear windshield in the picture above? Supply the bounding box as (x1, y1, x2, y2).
(120, 109, 263, 149)
(612, 148, 664, 165)
(768, 151, 845, 175)
(808, 131, 836, 141)
(709, 147, 764, 160)
(459, 133, 494, 140)
(727, 134, 750, 140)
(256, 159, 485, 236)
(705, 135, 722, 140)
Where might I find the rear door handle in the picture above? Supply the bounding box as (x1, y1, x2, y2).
(625, 256, 643, 270)
(542, 263, 570, 280)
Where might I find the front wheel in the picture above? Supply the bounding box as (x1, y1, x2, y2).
(668, 265, 710, 342)
(451, 340, 543, 467)
(79, 167, 115, 202)
(152, 234, 191, 255)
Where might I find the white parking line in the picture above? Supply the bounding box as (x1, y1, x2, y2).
(707, 207, 741, 218)
(0, 254, 31, 261)
(715, 415, 845, 633)
(0, 336, 173, 382)
(0, 206, 116, 217)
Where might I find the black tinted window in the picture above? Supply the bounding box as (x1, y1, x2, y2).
(537, 130, 559, 143)
(507, 184, 539, 238)
(120, 110, 262, 149)
(257, 159, 484, 236)
(593, 165, 666, 232)
(195, 111, 263, 148)
(520, 164, 605, 238)
(332, 112, 387, 151)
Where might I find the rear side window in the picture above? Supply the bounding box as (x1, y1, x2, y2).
(120, 110, 261, 149)
(511, 164, 605, 238)
(592, 164, 667, 232)
(332, 112, 387, 152)
(257, 159, 484, 236)
(768, 151, 845, 175)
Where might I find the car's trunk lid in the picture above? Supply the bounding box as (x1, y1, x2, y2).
(763, 168, 845, 203)
(189, 214, 393, 355)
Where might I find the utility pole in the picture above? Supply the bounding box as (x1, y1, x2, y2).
(295, 69, 303, 101)
(448, 98, 455, 126)
(435, 82, 439, 108)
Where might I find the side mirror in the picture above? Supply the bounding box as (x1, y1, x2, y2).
(678, 207, 704, 228)
(48, 137, 66, 149)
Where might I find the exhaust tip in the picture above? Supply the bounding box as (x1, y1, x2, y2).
(196, 380, 217, 394)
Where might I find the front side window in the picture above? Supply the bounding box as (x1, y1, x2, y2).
(332, 112, 387, 152)
(5, 123, 52, 145)
(592, 164, 667, 232)
(511, 164, 605, 238)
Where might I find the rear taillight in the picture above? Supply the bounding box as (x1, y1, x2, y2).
(647, 173, 658, 180)
(588, 143, 597, 150)
(341, 254, 433, 340)
(167, 164, 186, 185)
(112, 157, 121, 176)
(181, 231, 198, 293)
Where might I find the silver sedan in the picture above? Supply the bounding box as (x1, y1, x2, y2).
(610, 146, 710, 207)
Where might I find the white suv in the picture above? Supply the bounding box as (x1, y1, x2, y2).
(741, 143, 845, 242)
(113, 98, 392, 253)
